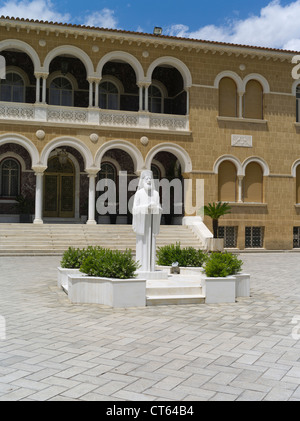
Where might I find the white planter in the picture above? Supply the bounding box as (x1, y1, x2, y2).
(235, 273, 250, 297)
(57, 267, 81, 289)
(203, 276, 236, 303)
(67, 275, 146, 308)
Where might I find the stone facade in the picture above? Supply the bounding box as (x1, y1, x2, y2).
(0, 17, 299, 249)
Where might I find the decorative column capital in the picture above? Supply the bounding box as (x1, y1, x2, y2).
(85, 167, 99, 177)
(87, 76, 101, 84)
(35, 72, 48, 79)
(137, 81, 151, 89)
(32, 165, 47, 175)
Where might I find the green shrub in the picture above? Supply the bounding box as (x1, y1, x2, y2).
(60, 246, 102, 269)
(156, 242, 207, 267)
(80, 248, 139, 279)
(61, 247, 87, 269)
(204, 252, 243, 277)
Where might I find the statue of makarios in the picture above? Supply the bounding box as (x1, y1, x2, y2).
(132, 170, 162, 273)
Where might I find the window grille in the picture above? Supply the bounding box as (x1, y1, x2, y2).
(245, 226, 264, 248)
(218, 226, 237, 248)
(293, 227, 300, 248)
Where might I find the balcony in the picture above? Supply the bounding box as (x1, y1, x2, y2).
(0, 101, 190, 134)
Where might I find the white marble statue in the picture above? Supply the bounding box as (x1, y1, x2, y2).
(132, 170, 162, 272)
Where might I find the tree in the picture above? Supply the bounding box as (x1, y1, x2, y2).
(203, 202, 231, 238)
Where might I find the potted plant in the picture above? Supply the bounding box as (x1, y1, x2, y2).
(202, 252, 243, 303)
(203, 201, 231, 251)
(15, 194, 34, 223)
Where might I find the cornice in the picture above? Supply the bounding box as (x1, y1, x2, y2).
(0, 16, 297, 62)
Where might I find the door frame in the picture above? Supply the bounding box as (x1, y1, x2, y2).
(43, 156, 76, 218)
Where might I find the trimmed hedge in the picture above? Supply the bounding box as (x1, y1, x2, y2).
(60, 246, 91, 269)
(61, 246, 139, 279)
(156, 242, 208, 267)
(204, 252, 243, 277)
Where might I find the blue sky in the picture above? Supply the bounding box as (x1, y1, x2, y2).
(1, 0, 300, 50)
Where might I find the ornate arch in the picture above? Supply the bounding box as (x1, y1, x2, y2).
(96, 51, 145, 84)
(94, 140, 144, 174)
(0, 151, 27, 172)
(0, 133, 39, 167)
(292, 159, 300, 177)
(43, 45, 94, 77)
(0, 39, 41, 73)
(214, 71, 243, 93)
(213, 155, 243, 176)
(242, 156, 270, 176)
(40, 137, 94, 169)
(145, 143, 192, 173)
(146, 57, 192, 89)
(292, 79, 300, 96)
(242, 73, 270, 93)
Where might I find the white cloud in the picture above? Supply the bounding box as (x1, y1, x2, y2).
(84, 8, 118, 29)
(166, 0, 300, 51)
(0, 0, 70, 22)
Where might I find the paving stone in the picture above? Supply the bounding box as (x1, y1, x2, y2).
(1, 253, 300, 401)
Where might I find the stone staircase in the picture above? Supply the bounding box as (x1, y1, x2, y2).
(0, 223, 204, 255)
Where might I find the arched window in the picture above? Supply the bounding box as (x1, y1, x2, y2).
(49, 76, 73, 106)
(149, 85, 163, 113)
(296, 165, 300, 203)
(99, 81, 119, 110)
(244, 80, 263, 119)
(151, 163, 161, 179)
(219, 77, 237, 117)
(244, 162, 263, 203)
(99, 162, 117, 184)
(0, 158, 20, 197)
(218, 161, 237, 202)
(0, 72, 25, 103)
(296, 86, 300, 122)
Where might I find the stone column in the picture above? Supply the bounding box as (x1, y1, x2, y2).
(94, 78, 101, 108)
(186, 87, 190, 115)
(144, 83, 150, 112)
(88, 78, 94, 107)
(238, 91, 244, 118)
(138, 83, 144, 111)
(86, 168, 98, 225)
(32, 166, 47, 224)
(35, 73, 41, 103)
(238, 175, 244, 203)
(41, 74, 48, 104)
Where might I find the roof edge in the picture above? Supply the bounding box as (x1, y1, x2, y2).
(0, 15, 299, 57)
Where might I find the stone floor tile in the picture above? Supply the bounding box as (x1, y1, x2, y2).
(1, 253, 300, 401)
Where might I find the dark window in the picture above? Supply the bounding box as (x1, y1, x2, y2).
(49, 77, 73, 106)
(99, 82, 119, 110)
(245, 226, 264, 248)
(149, 85, 162, 113)
(218, 226, 238, 248)
(0, 72, 25, 102)
(293, 227, 300, 248)
(0, 158, 20, 197)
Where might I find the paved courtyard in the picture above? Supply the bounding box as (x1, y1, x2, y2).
(0, 252, 300, 401)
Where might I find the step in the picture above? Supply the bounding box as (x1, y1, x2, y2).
(145, 275, 204, 305)
(0, 223, 204, 255)
(146, 295, 205, 306)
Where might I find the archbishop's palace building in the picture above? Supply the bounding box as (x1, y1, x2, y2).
(0, 16, 300, 251)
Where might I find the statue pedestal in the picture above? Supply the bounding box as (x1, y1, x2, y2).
(135, 270, 168, 280)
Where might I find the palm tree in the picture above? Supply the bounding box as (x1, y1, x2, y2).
(203, 202, 231, 238)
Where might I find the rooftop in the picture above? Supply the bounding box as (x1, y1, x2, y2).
(0, 15, 299, 58)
